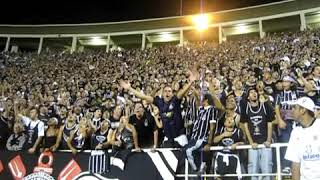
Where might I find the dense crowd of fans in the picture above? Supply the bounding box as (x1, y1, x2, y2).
(1, 29, 320, 179)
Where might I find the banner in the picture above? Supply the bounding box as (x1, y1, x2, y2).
(0, 150, 184, 180)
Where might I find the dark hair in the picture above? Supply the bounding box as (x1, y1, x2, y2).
(203, 93, 214, 106)
(135, 102, 144, 108)
(163, 84, 172, 90)
(29, 106, 40, 115)
(246, 88, 257, 99)
(111, 105, 123, 116)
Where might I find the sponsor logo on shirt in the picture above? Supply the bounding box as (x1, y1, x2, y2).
(303, 153, 320, 161)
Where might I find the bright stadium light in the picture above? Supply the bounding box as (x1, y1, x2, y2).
(90, 36, 107, 46)
(235, 24, 248, 33)
(192, 14, 210, 31)
(160, 32, 173, 41)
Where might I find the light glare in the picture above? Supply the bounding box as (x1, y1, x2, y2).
(192, 14, 210, 31)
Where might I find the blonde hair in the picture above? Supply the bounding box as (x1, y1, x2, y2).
(14, 122, 25, 133)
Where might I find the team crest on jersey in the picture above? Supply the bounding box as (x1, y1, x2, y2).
(96, 136, 107, 143)
(169, 104, 174, 110)
(222, 138, 234, 146)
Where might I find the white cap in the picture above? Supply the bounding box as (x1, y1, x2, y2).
(281, 56, 290, 63)
(289, 97, 315, 112)
(282, 75, 296, 83)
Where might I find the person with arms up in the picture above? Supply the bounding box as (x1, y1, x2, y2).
(120, 69, 198, 147)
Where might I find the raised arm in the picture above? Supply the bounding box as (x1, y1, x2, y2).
(177, 69, 199, 99)
(120, 80, 154, 104)
(208, 79, 225, 111)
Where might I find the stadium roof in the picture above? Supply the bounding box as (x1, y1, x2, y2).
(0, 0, 319, 36)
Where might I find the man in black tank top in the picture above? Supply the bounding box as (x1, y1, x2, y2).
(92, 119, 112, 149)
(214, 116, 244, 179)
(17, 107, 45, 154)
(240, 88, 274, 180)
(52, 114, 78, 151)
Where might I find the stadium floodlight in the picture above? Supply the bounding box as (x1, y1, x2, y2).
(90, 36, 107, 46)
(192, 14, 210, 31)
(235, 24, 248, 33)
(160, 32, 173, 41)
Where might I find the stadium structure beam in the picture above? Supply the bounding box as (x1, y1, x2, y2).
(1, 4, 320, 49)
(71, 36, 77, 54)
(106, 35, 111, 53)
(259, 20, 265, 38)
(179, 29, 184, 46)
(37, 37, 43, 54)
(4, 37, 10, 52)
(300, 12, 307, 31)
(218, 26, 223, 44)
(141, 33, 146, 50)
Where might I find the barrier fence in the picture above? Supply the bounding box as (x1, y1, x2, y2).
(64, 142, 290, 180)
(0, 143, 290, 180)
(176, 143, 290, 180)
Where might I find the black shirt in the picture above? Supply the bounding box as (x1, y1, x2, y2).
(215, 126, 244, 154)
(240, 101, 274, 143)
(91, 127, 109, 149)
(0, 116, 10, 149)
(129, 111, 157, 147)
(153, 95, 184, 140)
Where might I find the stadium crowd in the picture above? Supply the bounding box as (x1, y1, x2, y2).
(1, 28, 320, 179)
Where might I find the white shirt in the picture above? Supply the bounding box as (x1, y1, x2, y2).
(21, 116, 45, 137)
(285, 119, 320, 180)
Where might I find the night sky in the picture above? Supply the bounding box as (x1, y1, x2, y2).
(1, 0, 284, 24)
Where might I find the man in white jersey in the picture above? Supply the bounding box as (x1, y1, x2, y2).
(285, 97, 320, 180)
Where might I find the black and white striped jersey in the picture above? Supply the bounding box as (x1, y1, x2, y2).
(191, 105, 216, 141)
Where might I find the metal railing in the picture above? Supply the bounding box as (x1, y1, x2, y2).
(60, 143, 290, 180)
(176, 143, 289, 180)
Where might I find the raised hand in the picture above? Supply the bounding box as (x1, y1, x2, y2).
(188, 69, 199, 82)
(119, 80, 131, 90)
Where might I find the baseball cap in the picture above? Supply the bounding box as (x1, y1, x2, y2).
(282, 75, 296, 83)
(288, 97, 315, 112)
